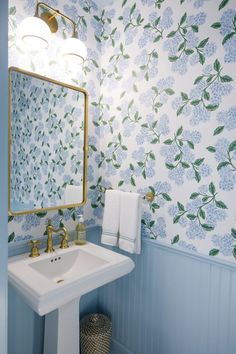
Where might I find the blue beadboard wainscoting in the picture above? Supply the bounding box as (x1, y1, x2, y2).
(97, 230, 236, 354)
(8, 226, 236, 354)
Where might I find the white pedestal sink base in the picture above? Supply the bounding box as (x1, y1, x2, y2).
(44, 298, 80, 354)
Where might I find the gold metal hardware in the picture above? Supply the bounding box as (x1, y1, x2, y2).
(45, 219, 69, 253)
(100, 186, 155, 203)
(59, 232, 69, 249)
(145, 192, 155, 203)
(8, 66, 88, 216)
(28, 240, 41, 258)
(35, 2, 78, 37)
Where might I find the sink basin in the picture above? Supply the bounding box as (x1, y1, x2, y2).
(9, 242, 134, 354)
(8, 242, 134, 316)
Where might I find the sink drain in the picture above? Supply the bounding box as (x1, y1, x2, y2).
(56, 279, 64, 284)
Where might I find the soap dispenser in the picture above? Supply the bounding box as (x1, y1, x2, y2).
(75, 214, 86, 245)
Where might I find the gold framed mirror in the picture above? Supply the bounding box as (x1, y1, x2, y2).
(8, 67, 88, 216)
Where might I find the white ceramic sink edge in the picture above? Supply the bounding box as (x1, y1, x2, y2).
(8, 242, 134, 316)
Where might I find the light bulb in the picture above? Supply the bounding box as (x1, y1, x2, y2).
(18, 17, 51, 51)
(60, 37, 87, 70)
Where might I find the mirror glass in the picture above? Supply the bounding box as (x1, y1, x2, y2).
(9, 67, 88, 215)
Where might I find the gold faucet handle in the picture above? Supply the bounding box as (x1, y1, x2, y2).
(59, 233, 69, 249)
(28, 240, 41, 258)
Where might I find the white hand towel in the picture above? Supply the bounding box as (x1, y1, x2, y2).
(64, 185, 83, 205)
(101, 190, 121, 246)
(119, 192, 142, 254)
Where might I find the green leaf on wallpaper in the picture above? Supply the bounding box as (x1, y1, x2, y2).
(130, 3, 136, 15)
(218, 0, 230, 10)
(211, 22, 221, 29)
(8, 215, 14, 222)
(165, 163, 175, 169)
(231, 228, 236, 239)
(171, 235, 180, 244)
(58, 209, 64, 216)
(176, 126, 183, 136)
(35, 212, 47, 218)
(180, 13, 187, 26)
(95, 35, 101, 42)
(203, 91, 210, 100)
(206, 104, 219, 111)
(233, 246, 236, 260)
(181, 162, 190, 168)
(213, 59, 221, 72)
(220, 75, 233, 82)
(177, 106, 184, 116)
(194, 75, 204, 84)
(190, 192, 199, 199)
(9, 6, 16, 15)
(161, 193, 172, 201)
(222, 32, 235, 45)
(8, 232, 15, 243)
(215, 200, 228, 209)
(185, 49, 194, 55)
(209, 249, 220, 256)
(181, 92, 189, 100)
(209, 182, 216, 195)
(175, 154, 181, 162)
(194, 171, 201, 183)
(178, 42, 185, 52)
(118, 180, 124, 187)
(198, 52, 205, 65)
(163, 139, 173, 145)
(167, 31, 176, 38)
(197, 37, 209, 48)
(199, 208, 206, 220)
(152, 203, 160, 210)
(173, 215, 181, 224)
(187, 214, 197, 220)
(191, 25, 199, 32)
(194, 158, 204, 166)
(207, 146, 216, 153)
(202, 224, 214, 231)
(187, 141, 194, 149)
(217, 161, 230, 170)
(169, 56, 178, 62)
(213, 125, 224, 135)
(229, 140, 236, 152)
(191, 99, 201, 106)
(177, 201, 185, 211)
(164, 88, 175, 95)
(131, 177, 136, 186)
(149, 186, 155, 194)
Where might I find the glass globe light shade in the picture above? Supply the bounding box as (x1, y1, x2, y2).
(18, 17, 51, 51)
(60, 37, 87, 69)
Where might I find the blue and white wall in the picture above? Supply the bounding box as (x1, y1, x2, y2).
(7, 1, 236, 354)
(8, 0, 236, 264)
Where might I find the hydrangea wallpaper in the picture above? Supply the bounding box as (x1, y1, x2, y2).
(10, 70, 85, 211)
(8, 0, 236, 263)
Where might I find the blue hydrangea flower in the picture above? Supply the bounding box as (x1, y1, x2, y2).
(212, 233, 234, 256)
(217, 106, 236, 130)
(22, 214, 40, 231)
(178, 240, 197, 252)
(186, 220, 206, 239)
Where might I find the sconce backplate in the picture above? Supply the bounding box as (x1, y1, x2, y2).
(40, 12, 58, 33)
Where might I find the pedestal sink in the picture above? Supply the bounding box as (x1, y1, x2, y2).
(8, 242, 134, 354)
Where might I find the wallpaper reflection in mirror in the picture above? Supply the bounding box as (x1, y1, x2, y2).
(10, 69, 86, 213)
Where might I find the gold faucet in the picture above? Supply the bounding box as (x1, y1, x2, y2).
(45, 219, 69, 253)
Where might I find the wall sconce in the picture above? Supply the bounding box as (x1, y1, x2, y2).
(18, 2, 87, 65)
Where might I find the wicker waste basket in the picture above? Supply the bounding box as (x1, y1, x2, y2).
(80, 313, 112, 354)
